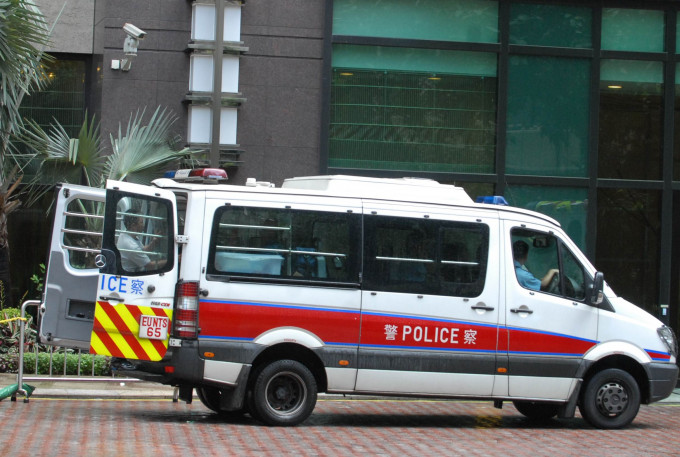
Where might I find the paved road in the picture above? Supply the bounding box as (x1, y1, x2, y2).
(2, 395, 679, 457)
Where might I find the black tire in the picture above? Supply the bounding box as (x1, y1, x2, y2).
(196, 386, 245, 418)
(578, 368, 641, 429)
(512, 401, 560, 420)
(251, 359, 317, 426)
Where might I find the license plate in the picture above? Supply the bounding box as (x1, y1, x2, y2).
(139, 315, 169, 341)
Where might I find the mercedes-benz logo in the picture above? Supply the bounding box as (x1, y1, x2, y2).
(94, 254, 107, 269)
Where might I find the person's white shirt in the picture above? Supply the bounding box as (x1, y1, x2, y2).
(118, 232, 150, 272)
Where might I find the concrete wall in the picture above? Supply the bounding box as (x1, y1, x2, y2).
(41, 0, 327, 186)
(235, 0, 326, 185)
(40, 0, 94, 54)
(94, 0, 192, 152)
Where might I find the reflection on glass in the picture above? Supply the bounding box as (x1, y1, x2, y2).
(674, 63, 680, 180)
(330, 46, 497, 173)
(505, 185, 587, 251)
(333, 0, 499, 43)
(596, 188, 660, 314)
(510, 3, 591, 48)
(506, 56, 590, 177)
(601, 8, 664, 53)
(599, 60, 663, 180)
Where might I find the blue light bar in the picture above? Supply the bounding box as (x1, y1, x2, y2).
(476, 196, 509, 206)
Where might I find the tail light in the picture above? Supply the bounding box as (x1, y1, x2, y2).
(173, 281, 199, 338)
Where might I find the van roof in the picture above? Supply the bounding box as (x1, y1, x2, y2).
(152, 175, 560, 227)
(281, 175, 474, 205)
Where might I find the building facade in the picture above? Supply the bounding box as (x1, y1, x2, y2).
(11, 0, 680, 337)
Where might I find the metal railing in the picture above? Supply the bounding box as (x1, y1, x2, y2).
(12, 300, 142, 402)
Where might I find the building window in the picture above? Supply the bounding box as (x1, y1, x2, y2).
(509, 3, 592, 48)
(19, 58, 86, 137)
(601, 8, 664, 53)
(506, 56, 590, 177)
(599, 60, 663, 180)
(505, 185, 588, 251)
(596, 188, 661, 315)
(330, 45, 497, 173)
(333, 0, 499, 43)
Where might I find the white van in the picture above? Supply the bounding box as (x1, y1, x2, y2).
(40, 173, 678, 428)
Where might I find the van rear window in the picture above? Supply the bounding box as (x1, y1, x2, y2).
(207, 206, 360, 283)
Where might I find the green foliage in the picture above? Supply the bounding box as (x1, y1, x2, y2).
(22, 352, 111, 376)
(0, 0, 52, 149)
(29, 262, 45, 294)
(0, 307, 111, 376)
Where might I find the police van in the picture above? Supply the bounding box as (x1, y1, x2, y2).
(39, 171, 678, 428)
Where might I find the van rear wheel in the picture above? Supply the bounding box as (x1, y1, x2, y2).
(251, 359, 317, 426)
(579, 368, 640, 429)
(512, 401, 559, 420)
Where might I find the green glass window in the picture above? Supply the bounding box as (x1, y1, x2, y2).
(19, 59, 86, 137)
(677, 12, 680, 54)
(509, 3, 591, 48)
(597, 188, 660, 314)
(506, 56, 590, 177)
(601, 8, 664, 53)
(333, 0, 499, 43)
(599, 60, 663, 180)
(505, 185, 588, 251)
(674, 63, 680, 180)
(329, 45, 497, 173)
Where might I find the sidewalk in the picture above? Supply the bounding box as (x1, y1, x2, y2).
(0, 373, 177, 400)
(1, 372, 679, 402)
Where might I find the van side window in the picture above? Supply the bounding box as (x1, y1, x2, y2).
(364, 216, 489, 297)
(207, 206, 359, 283)
(511, 228, 586, 300)
(63, 198, 103, 269)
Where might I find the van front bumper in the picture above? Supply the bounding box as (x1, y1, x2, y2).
(646, 362, 679, 403)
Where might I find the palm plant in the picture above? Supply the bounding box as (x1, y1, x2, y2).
(23, 107, 198, 261)
(0, 0, 52, 309)
(27, 106, 196, 190)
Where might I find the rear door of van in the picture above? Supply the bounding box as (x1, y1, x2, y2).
(90, 180, 179, 361)
(40, 184, 106, 350)
(356, 201, 501, 397)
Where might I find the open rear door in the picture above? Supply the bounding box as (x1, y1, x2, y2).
(40, 184, 106, 350)
(90, 180, 178, 361)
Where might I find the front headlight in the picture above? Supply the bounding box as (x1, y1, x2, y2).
(658, 326, 678, 358)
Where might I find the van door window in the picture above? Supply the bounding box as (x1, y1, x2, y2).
(207, 206, 360, 283)
(511, 228, 587, 300)
(63, 198, 103, 269)
(364, 216, 489, 297)
(113, 195, 173, 275)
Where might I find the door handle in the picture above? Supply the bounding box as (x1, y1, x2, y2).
(471, 305, 495, 311)
(99, 295, 124, 302)
(510, 307, 534, 314)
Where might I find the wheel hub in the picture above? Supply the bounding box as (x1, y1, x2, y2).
(266, 371, 306, 414)
(596, 381, 629, 416)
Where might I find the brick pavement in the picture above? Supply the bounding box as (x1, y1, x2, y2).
(1, 396, 679, 457)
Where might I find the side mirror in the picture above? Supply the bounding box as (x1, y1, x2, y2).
(587, 271, 604, 306)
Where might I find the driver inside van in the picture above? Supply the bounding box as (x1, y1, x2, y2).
(118, 211, 166, 272)
(512, 240, 559, 291)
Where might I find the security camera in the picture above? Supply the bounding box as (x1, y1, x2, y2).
(123, 23, 146, 39)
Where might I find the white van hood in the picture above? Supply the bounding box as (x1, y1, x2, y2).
(609, 295, 663, 329)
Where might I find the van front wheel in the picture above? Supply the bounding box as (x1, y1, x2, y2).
(579, 368, 640, 429)
(251, 359, 317, 426)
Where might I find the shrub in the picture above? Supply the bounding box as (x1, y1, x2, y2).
(22, 352, 111, 376)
